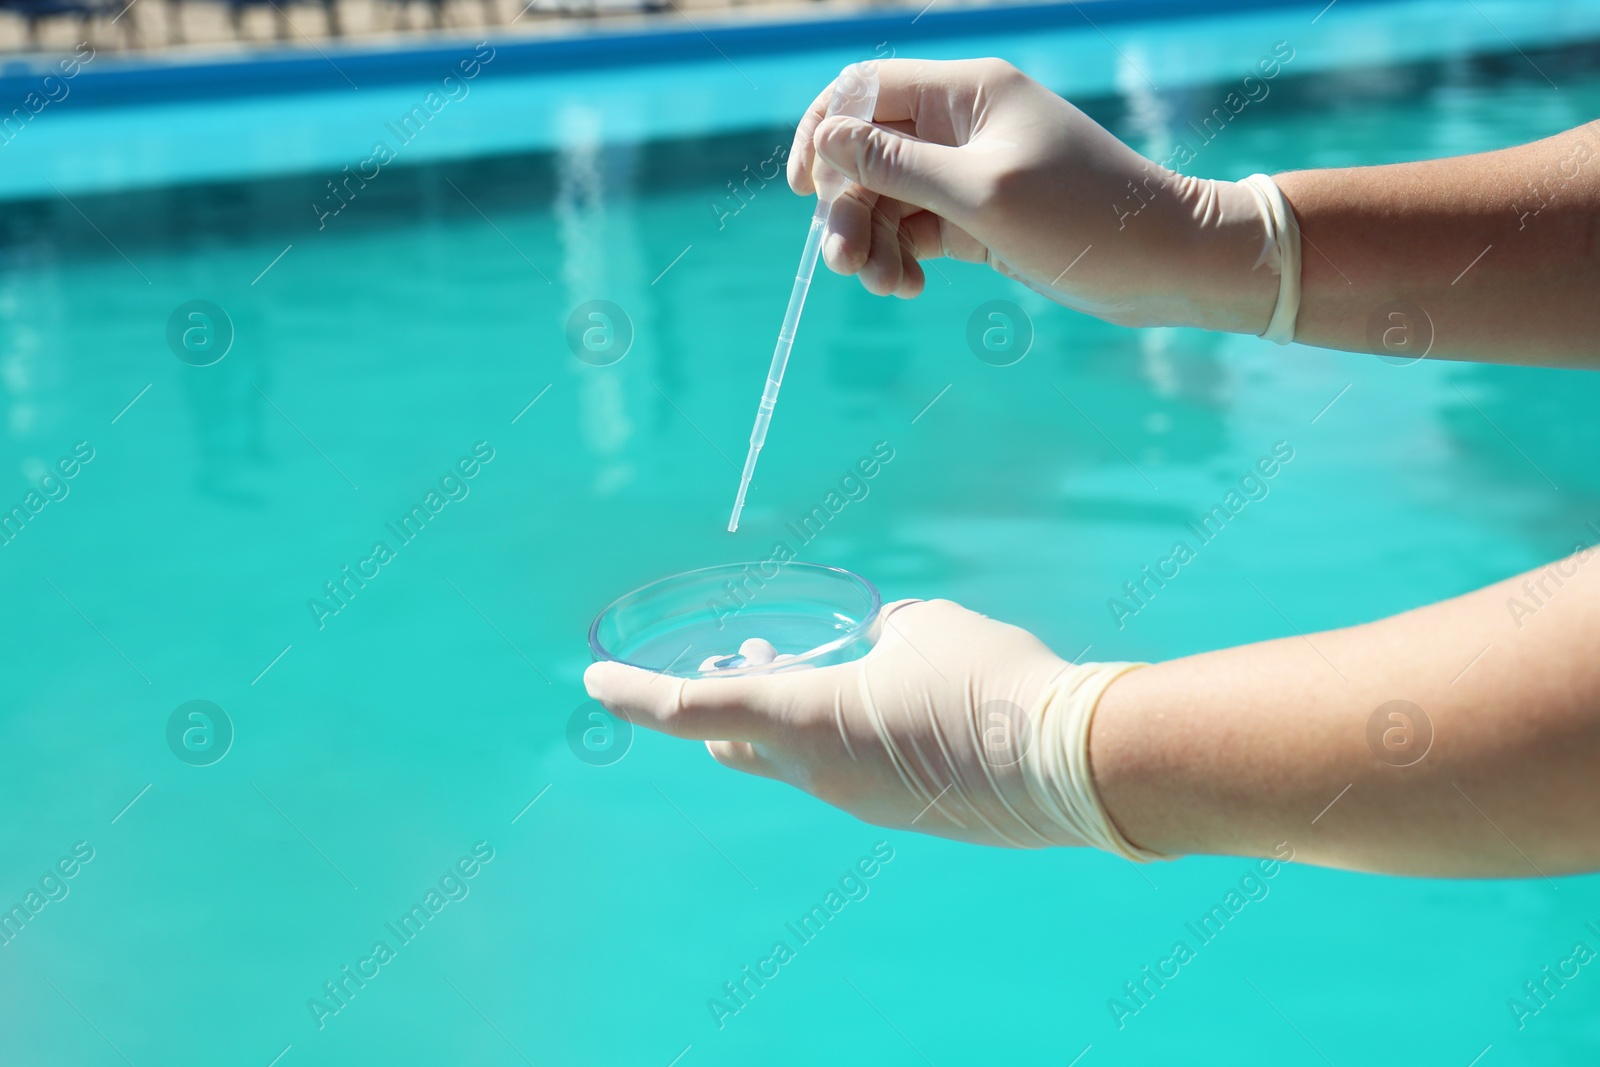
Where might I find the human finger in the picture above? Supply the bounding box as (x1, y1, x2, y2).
(814, 116, 966, 220)
(788, 78, 838, 195)
(858, 197, 908, 297)
(740, 637, 779, 665)
(585, 661, 780, 742)
(789, 58, 989, 196)
(900, 209, 987, 265)
(823, 182, 875, 275)
(705, 739, 786, 780)
(696, 637, 782, 674)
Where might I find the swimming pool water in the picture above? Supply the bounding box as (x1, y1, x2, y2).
(4, 5, 1600, 1064)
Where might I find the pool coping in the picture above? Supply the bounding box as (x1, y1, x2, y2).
(0, 0, 1381, 106)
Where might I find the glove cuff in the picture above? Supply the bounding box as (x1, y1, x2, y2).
(1032, 661, 1173, 863)
(1239, 173, 1302, 345)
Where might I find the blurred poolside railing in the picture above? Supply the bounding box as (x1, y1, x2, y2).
(0, 0, 831, 53)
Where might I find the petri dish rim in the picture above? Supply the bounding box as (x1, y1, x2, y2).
(588, 561, 882, 677)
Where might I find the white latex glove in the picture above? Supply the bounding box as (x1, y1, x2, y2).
(698, 638, 783, 674)
(788, 58, 1282, 333)
(584, 599, 1165, 858)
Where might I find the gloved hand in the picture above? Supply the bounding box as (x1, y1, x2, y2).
(787, 58, 1282, 334)
(584, 598, 1166, 858)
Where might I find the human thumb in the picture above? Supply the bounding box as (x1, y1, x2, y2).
(814, 115, 966, 218)
(584, 660, 779, 742)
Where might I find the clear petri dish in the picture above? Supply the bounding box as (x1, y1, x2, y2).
(589, 562, 881, 678)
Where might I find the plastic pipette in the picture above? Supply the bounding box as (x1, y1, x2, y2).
(727, 63, 880, 533)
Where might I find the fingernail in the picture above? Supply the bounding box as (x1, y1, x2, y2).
(824, 230, 847, 269)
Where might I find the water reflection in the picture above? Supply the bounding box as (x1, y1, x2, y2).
(556, 104, 639, 498)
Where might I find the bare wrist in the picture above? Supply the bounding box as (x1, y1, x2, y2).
(1087, 663, 1211, 858)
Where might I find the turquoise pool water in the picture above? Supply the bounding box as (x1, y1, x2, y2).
(5, 3, 1600, 1064)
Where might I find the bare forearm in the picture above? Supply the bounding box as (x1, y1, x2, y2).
(1092, 548, 1600, 877)
(1273, 123, 1600, 367)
